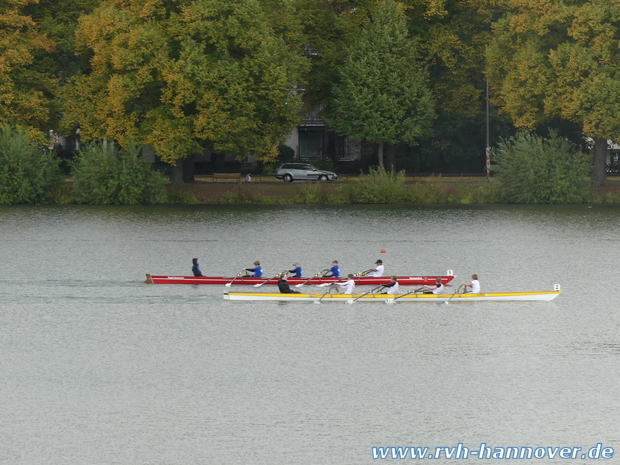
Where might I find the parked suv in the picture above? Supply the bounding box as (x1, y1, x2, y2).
(275, 163, 338, 182)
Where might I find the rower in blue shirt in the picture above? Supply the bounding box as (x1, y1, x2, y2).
(192, 258, 204, 276)
(288, 262, 302, 278)
(323, 260, 340, 278)
(245, 261, 263, 278)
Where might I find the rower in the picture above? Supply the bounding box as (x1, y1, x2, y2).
(288, 262, 302, 278)
(423, 277, 444, 294)
(380, 276, 399, 295)
(462, 274, 480, 293)
(323, 260, 340, 278)
(335, 274, 355, 294)
(245, 261, 263, 277)
(369, 259, 384, 277)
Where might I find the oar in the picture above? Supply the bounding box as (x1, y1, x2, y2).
(253, 270, 288, 288)
(295, 269, 328, 288)
(314, 284, 336, 304)
(346, 285, 383, 304)
(387, 286, 425, 304)
(354, 269, 373, 277)
(445, 284, 465, 304)
(224, 270, 246, 287)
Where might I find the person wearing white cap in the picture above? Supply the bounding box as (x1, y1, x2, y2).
(370, 259, 384, 277)
(288, 262, 302, 278)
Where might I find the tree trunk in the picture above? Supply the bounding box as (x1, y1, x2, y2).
(182, 155, 195, 183)
(386, 143, 395, 172)
(169, 157, 195, 187)
(377, 142, 384, 168)
(592, 137, 608, 187)
(170, 159, 183, 187)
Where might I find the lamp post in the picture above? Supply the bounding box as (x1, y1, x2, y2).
(485, 81, 490, 180)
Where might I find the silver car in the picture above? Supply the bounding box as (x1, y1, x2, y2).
(275, 163, 338, 182)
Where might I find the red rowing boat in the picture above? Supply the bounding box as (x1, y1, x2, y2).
(144, 274, 455, 286)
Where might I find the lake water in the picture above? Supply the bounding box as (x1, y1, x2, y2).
(0, 204, 619, 464)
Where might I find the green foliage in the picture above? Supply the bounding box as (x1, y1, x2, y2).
(0, 123, 62, 204)
(326, 0, 435, 154)
(62, 0, 308, 164)
(71, 143, 167, 204)
(349, 165, 409, 203)
(164, 188, 200, 205)
(293, 184, 322, 204)
(493, 131, 592, 204)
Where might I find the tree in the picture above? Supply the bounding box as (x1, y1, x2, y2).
(493, 131, 592, 204)
(325, 0, 435, 169)
(487, 0, 620, 186)
(0, 123, 61, 204)
(0, 0, 55, 132)
(402, 0, 508, 118)
(61, 0, 308, 183)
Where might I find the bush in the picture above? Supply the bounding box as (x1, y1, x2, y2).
(71, 143, 167, 204)
(349, 165, 409, 203)
(493, 131, 592, 204)
(0, 123, 62, 204)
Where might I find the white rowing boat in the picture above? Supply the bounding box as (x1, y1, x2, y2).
(223, 289, 561, 303)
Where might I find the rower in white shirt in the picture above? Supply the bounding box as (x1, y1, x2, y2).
(423, 277, 444, 295)
(462, 274, 480, 293)
(370, 259, 384, 277)
(380, 276, 399, 295)
(336, 274, 356, 294)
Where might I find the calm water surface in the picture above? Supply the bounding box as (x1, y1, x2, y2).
(0, 204, 619, 464)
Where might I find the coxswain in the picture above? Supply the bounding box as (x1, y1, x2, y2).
(278, 274, 300, 294)
(192, 258, 204, 277)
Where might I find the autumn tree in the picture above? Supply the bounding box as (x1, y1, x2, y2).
(402, 0, 508, 118)
(61, 0, 308, 183)
(325, 0, 435, 169)
(0, 0, 55, 132)
(487, 0, 620, 186)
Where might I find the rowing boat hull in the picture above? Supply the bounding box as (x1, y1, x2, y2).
(145, 274, 455, 286)
(223, 291, 561, 302)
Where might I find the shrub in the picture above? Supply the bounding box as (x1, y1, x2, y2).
(0, 123, 62, 204)
(493, 131, 592, 204)
(71, 143, 167, 204)
(349, 165, 408, 203)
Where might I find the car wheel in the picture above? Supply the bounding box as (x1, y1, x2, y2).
(318, 175, 328, 181)
(283, 173, 293, 182)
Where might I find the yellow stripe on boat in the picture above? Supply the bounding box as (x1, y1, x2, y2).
(223, 290, 562, 302)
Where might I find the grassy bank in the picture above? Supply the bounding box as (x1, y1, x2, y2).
(178, 178, 620, 205)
